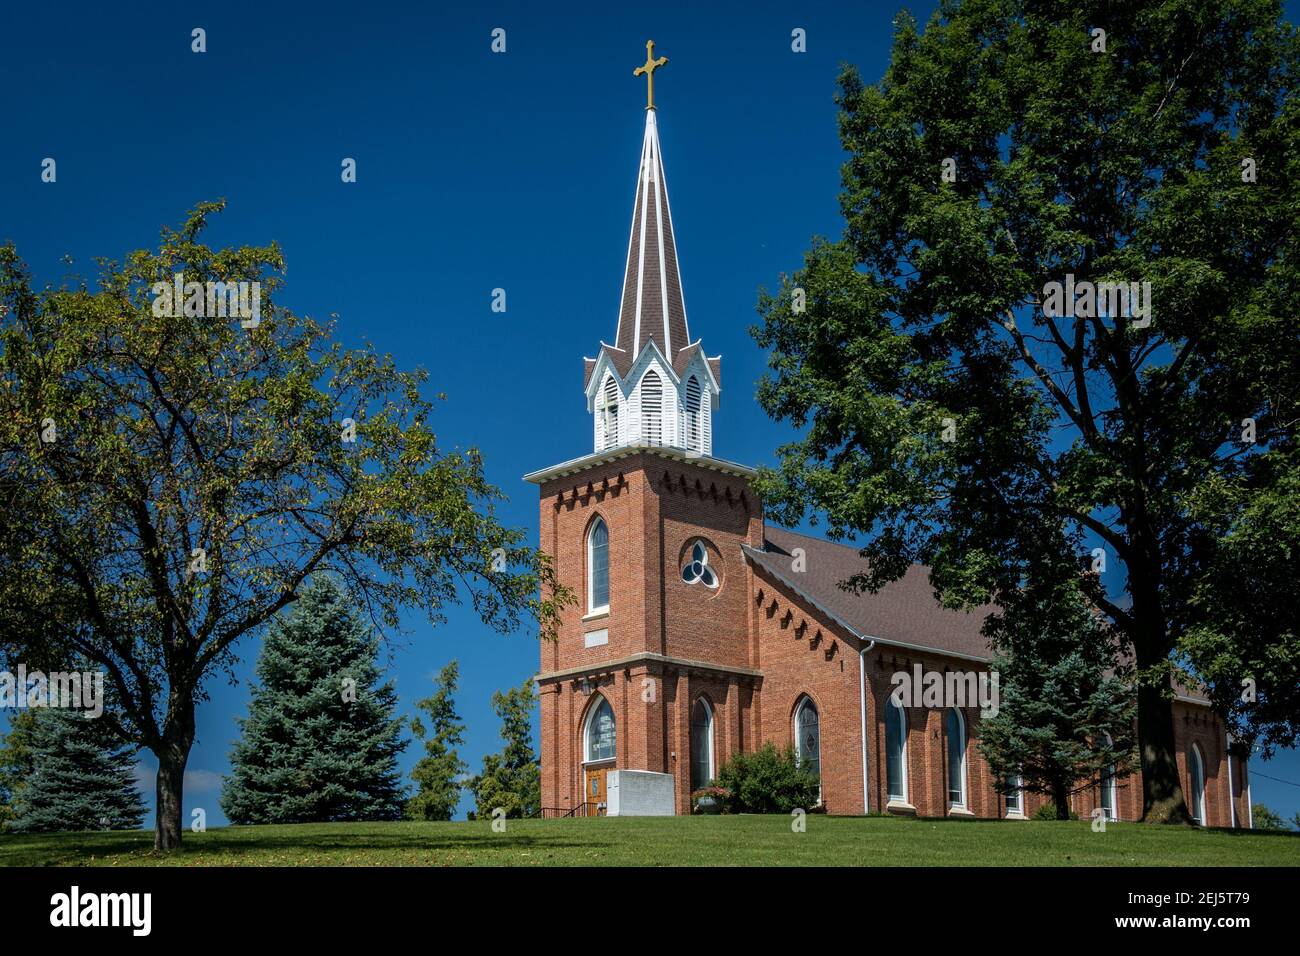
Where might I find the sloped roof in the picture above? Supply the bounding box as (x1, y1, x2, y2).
(744, 527, 1211, 704)
(744, 527, 995, 660)
(612, 109, 691, 370)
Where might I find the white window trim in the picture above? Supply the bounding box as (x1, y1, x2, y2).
(946, 707, 968, 810)
(582, 695, 616, 764)
(794, 696, 819, 768)
(1190, 743, 1206, 824)
(691, 698, 715, 788)
(886, 698, 909, 805)
(793, 696, 822, 805)
(1101, 733, 1119, 821)
(586, 518, 609, 616)
(1005, 774, 1025, 818)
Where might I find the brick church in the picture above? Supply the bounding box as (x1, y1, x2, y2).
(525, 45, 1251, 827)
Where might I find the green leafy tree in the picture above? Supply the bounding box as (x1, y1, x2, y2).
(220, 577, 407, 823)
(469, 678, 540, 820)
(1250, 802, 1288, 830)
(9, 707, 144, 832)
(752, 0, 1299, 822)
(715, 743, 821, 814)
(1179, 462, 1300, 756)
(0, 202, 571, 847)
(406, 660, 467, 821)
(0, 710, 38, 830)
(978, 571, 1136, 819)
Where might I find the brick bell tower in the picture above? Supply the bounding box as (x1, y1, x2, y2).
(525, 42, 764, 816)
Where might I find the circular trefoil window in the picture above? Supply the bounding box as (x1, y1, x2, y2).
(681, 541, 718, 589)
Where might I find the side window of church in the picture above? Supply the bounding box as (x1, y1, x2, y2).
(587, 697, 616, 762)
(795, 697, 820, 778)
(588, 518, 609, 612)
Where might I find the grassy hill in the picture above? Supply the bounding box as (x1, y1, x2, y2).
(3, 815, 1298, 867)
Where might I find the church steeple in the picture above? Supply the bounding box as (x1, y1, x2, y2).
(583, 42, 721, 457)
(613, 107, 690, 363)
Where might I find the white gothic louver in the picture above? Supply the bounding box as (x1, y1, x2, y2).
(684, 374, 702, 452)
(640, 369, 663, 445)
(596, 376, 620, 450)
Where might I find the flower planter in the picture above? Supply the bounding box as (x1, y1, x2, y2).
(696, 795, 722, 815)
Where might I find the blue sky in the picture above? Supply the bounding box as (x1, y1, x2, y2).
(2, 0, 1296, 828)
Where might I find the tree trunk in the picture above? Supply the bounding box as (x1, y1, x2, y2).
(153, 689, 196, 850)
(1137, 676, 1192, 823)
(1128, 557, 1192, 824)
(154, 747, 187, 850)
(1051, 777, 1070, 820)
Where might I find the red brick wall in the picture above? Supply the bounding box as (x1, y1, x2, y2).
(750, 569, 865, 815)
(534, 450, 1247, 826)
(535, 453, 762, 814)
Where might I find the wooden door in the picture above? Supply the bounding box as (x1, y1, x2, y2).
(584, 766, 610, 816)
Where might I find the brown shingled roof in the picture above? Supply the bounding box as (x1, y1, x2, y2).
(612, 110, 691, 371)
(744, 526, 994, 660)
(746, 527, 1212, 704)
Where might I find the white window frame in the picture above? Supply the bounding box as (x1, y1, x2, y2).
(946, 707, 968, 810)
(886, 697, 909, 805)
(793, 697, 820, 770)
(793, 696, 822, 805)
(1005, 773, 1024, 817)
(690, 697, 715, 790)
(583, 695, 616, 764)
(1101, 733, 1119, 821)
(586, 517, 609, 616)
(1189, 744, 1206, 824)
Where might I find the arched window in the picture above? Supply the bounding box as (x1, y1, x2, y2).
(640, 369, 662, 445)
(584, 696, 616, 763)
(598, 376, 620, 450)
(946, 708, 967, 808)
(1189, 744, 1206, 824)
(690, 698, 714, 790)
(684, 375, 702, 452)
(1101, 733, 1119, 821)
(794, 697, 820, 778)
(587, 518, 609, 613)
(886, 699, 908, 803)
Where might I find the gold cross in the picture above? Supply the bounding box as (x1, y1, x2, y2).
(633, 40, 668, 110)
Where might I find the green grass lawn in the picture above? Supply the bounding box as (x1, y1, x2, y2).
(3, 815, 1298, 867)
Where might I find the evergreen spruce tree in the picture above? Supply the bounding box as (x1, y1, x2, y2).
(9, 707, 144, 832)
(977, 570, 1137, 819)
(406, 660, 467, 821)
(220, 577, 407, 824)
(469, 678, 540, 820)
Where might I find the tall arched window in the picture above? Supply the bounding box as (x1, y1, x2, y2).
(1189, 744, 1206, 824)
(946, 708, 967, 809)
(794, 697, 820, 778)
(1101, 733, 1119, 821)
(598, 376, 620, 450)
(584, 696, 616, 763)
(690, 698, 714, 790)
(683, 375, 702, 452)
(886, 698, 908, 803)
(640, 369, 662, 445)
(587, 518, 609, 613)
